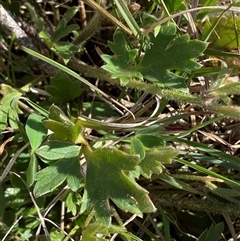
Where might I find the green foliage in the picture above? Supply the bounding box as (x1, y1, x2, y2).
(101, 29, 141, 85)
(82, 145, 156, 225)
(136, 25, 206, 91)
(51, 7, 79, 43)
(139, 147, 178, 178)
(2, 1, 240, 240)
(36, 140, 80, 163)
(46, 71, 83, 102)
(102, 25, 207, 91)
(198, 222, 224, 241)
(162, 0, 187, 13)
(26, 113, 47, 151)
(82, 223, 127, 241)
(42, 104, 86, 144)
(34, 148, 82, 197)
(65, 192, 82, 216)
(0, 84, 22, 130)
(38, 6, 80, 63)
(203, 15, 240, 50)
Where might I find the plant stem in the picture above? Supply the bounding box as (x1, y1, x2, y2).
(67, 58, 203, 105)
(151, 195, 240, 215)
(73, 12, 105, 46)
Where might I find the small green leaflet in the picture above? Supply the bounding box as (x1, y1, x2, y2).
(33, 150, 82, 197)
(52, 42, 79, 64)
(101, 29, 142, 85)
(139, 147, 178, 178)
(36, 140, 80, 163)
(65, 192, 82, 216)
(50, 6, 79, 63)
(51, 6, 79, 43)
(46, 70, 83, 103)
(83, 146, 156, 226)
(101, 25, 207, 91)
(43, 105, 86, 144)
(26, 113, 47, 151)
(131, 138, 178, 178)
(198, 222, 224, 241)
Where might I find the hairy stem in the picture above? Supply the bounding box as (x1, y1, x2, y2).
(151, 195, 240, 215)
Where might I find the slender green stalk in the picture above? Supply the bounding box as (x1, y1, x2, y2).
(114, 0, 142, 37)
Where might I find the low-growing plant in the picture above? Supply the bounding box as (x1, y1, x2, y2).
(1, 0, 240, 240)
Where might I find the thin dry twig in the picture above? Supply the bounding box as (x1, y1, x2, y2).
(0, 4, 56, 75)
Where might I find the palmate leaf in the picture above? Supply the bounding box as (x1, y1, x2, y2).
(83, 146, 156, 226)
(101, 25, 207, 91)
(46, 71, 83, 102)
(101, 29, 142, 85)
(137, 24, 206, 91)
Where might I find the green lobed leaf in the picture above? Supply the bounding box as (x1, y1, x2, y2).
(46, 71, 83, 102)
(101, 28, 142, 85)
(83, 146, 156, 226)
(102, 25, 207, 91)
(137, 24, 207, 91)
(139, 147, 178, 178)
(51, 6, 79, 42)
(52, 41, 79, 64)
(26, 113, 47, 151)
(34, 151, 82, 197)
(65, 192, 82, 216)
